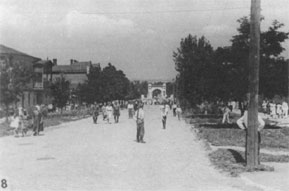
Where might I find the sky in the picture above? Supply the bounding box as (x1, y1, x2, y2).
(0, 0, 288, 81)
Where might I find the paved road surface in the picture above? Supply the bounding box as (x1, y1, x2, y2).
(0, 105, 277, 191)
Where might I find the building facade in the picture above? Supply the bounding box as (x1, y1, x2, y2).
(0, 44, 46, 109)
(50, 59, 100, 89)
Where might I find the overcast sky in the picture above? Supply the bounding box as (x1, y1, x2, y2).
(0, 0, 288, 80)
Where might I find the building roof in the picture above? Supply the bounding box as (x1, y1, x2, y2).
(35, 60, 52, 65)
(71, 61, 91, 65)
(0, 44, 40, 61)
(52, 63, 100, 73)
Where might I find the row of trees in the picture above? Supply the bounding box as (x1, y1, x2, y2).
(174, 17, 289, 107)
(74, 63, 130, 104)
(71, 63, 150, 105)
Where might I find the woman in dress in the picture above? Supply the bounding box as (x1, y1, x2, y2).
(106, 102, 113, 124)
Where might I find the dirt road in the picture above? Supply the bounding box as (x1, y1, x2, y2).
(0, 105, 274, 191)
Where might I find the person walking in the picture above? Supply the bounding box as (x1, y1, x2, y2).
(10, 110, 20, 137)
(133, 100, 139, 116)
(236, 110, 265, 164)
(113, 101, 120, 123)
(176, 105, 182, 120)
(102, 103, 107, 121)
(92, 104, 100, 124)
(127, 101, 133, 119)
(161, 105, 168, 129)
(134, 103, 145, 143)
(172, 102, 177, 117)
(33, 105, 43, 136)
(222, 105, 231, 124)
(106, 103, 113, 124)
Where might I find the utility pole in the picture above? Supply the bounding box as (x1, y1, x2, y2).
(247, 0, 261, 168)
(286, 59, 289, 103)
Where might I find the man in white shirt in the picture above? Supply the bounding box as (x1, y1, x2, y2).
(134, 103, 145, 143)
(236, 110, 265, 164)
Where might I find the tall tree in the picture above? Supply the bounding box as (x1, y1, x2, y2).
(100, 63, 130, 101)
(76, 63, 131, 103)
(173, 35, 214, 107)
(50, 75, 70, 113)
(215, 17, 288, 100)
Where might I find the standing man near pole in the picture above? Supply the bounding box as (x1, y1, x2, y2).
(237, 107, 265, 164)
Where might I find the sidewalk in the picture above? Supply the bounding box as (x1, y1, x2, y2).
(241, 162, 289, 191)
(210, 109, 289, 190)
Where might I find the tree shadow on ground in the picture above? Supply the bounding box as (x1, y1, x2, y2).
(187, 114, 223, 119)
(199, 123, 240, 129)
(199, 123, 281, 130)
(227, 149, 246, 163)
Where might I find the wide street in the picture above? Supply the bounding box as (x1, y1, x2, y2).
(0, 105, 275, 191)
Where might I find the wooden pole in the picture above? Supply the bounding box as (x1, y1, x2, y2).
(247, 0, 261, 168)
(286, 59, 289, 103)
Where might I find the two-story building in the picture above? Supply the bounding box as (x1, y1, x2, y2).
(0, 44, 47, 108)
(1, 44, 100, 108)
(51, 59, 100, 89)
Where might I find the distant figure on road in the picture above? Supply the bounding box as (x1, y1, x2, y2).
(133, 100, 139, 115)
(176, 105, 182, 120)
(134, 103, 145, 143)
(172, 103, 177, 117)
(127, 101, 134, 119)
(102, 103, 107, 121)
(236, 110, 265, 164)
(106, 103, 113, 124)
(161, 104, 168, 129)
(33, 105, 43, 136)
(113, 101, 120, 123)
(10, 110, 20, 137)
(92, 104, 100, 124)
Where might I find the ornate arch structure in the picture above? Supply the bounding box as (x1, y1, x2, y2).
(147, 82, 166, 99)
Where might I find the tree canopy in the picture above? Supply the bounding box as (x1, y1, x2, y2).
(50, 75, 70, 112)
(75, 63, 131, 103)
(174, 17, 289, 107)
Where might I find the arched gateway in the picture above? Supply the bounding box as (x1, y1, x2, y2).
(147, 82, 166, 99)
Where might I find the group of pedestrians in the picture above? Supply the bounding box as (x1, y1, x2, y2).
(133, 101, 182, 143)
(10, 105, 44, 137)
(160, 102, 182, 129)
(92, 101, 121, 124)
(93, 99, 182, 144)
(262, 100, 288, 119)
